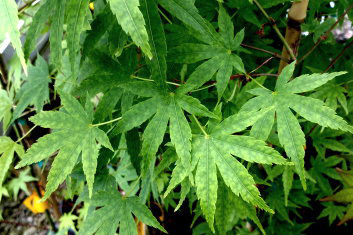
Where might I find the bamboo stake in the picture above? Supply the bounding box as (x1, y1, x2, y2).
(278, 0, 309, 73)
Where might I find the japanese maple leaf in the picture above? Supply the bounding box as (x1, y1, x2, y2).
(16, 92, 112, 199)
(79, 191, 166, 235)
(164, 108, 289, 231)
(241, 61, 351, 189)
(12, 56, 50, 121)
(167, 4, 245, 98)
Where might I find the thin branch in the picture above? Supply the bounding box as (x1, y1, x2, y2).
(253, 0, 296, 61)
(241, 43, 290, 62)
(297, 3, 353, 64)
(323, 39, 353, 73)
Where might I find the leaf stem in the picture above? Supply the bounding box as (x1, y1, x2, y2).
(190, 84, 216, 93)
(241, 43, 290, 62)
(253, 0, 296, 61)
(16, 125, 37, 143)
(91, 117, 122, 127)
(246, 74, 270, 91)
(158, 7, 173, 24)
(191, 114, 208, 136)
(131, 75, 180, 86)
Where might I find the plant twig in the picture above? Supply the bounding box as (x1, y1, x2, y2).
(241, 43, 290, 62)
(297, 3, 353, 64)
(253, 0, 296, 61)
(323, 39, 353, 73)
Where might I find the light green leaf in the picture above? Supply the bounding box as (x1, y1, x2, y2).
(159, 0, 220, 44)
(282, 166, 294, 206)
(284, 94, 351, 132)
(175, 93, 217, 118)
(168, 43, 226, 64)
(0, 137, 24, 188)
(16, 92, 112, 199)
(169, 95, 192, 167)
(194, 136, 218, 232)
(0, 89, 12, 130)
(281, 72, 347, 94)
(216, 54, 233, 99)
(250, 107, 275, 141)
(80, 191, 166, 234)
(218, 4, 233, 49)
(140, 0, 168, 90)
(49, 0, 67, 68)
(177, 55, 222, 94)
(12, 55, 50, 120)
(108, 0, 152, 59)
(275, 61, 295, 90)
(23, 0, 51, 59)
(113, 97, 158, 134)
(141, 108, 169, 172)
(276, 104, 306, 189)
(212, 108, 274, 136)
(66, 0, 90, 74)
(0, 0, 27, 74)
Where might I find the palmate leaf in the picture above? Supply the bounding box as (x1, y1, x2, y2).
(113, 87, 216, 172)
(108, 0, 152, 59)
(12, 55, 50, 121)
(241, 62, 351, 189)
(0, 0, 27, 74)
(0, 137, 24, 189)
(168, 4, 245, 98)
(189, 108, 288, 231)
(15, 92, 113, 199)
(79, 191, 166, 235)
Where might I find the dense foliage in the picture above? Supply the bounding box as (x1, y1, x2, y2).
(1, 0, 353, 234)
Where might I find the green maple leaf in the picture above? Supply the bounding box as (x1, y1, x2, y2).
(310, 129, 353, 157)
(8, 168, 37, 200)
(318, 202, 345, 225)
(113, 86, 217, 172)
(168, 4, 245, 98)
(241, 61, 351, 189)
(0, 0, 27, 74)
(0, 137, 24, 190)
(0, 89, 12, 130)
(161, 108, 288, 232)
(16, 92, 113, 199)
(12, 55, 50, 121)
(311, 82, 349, 115)
(310, 156, 342, 197)
(57, 213, 78, 235)
(79, 191, 166, 234)
(108, 0, 216, 174)
(190, 109, 288, 231)
(108, 0, 152, 59)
